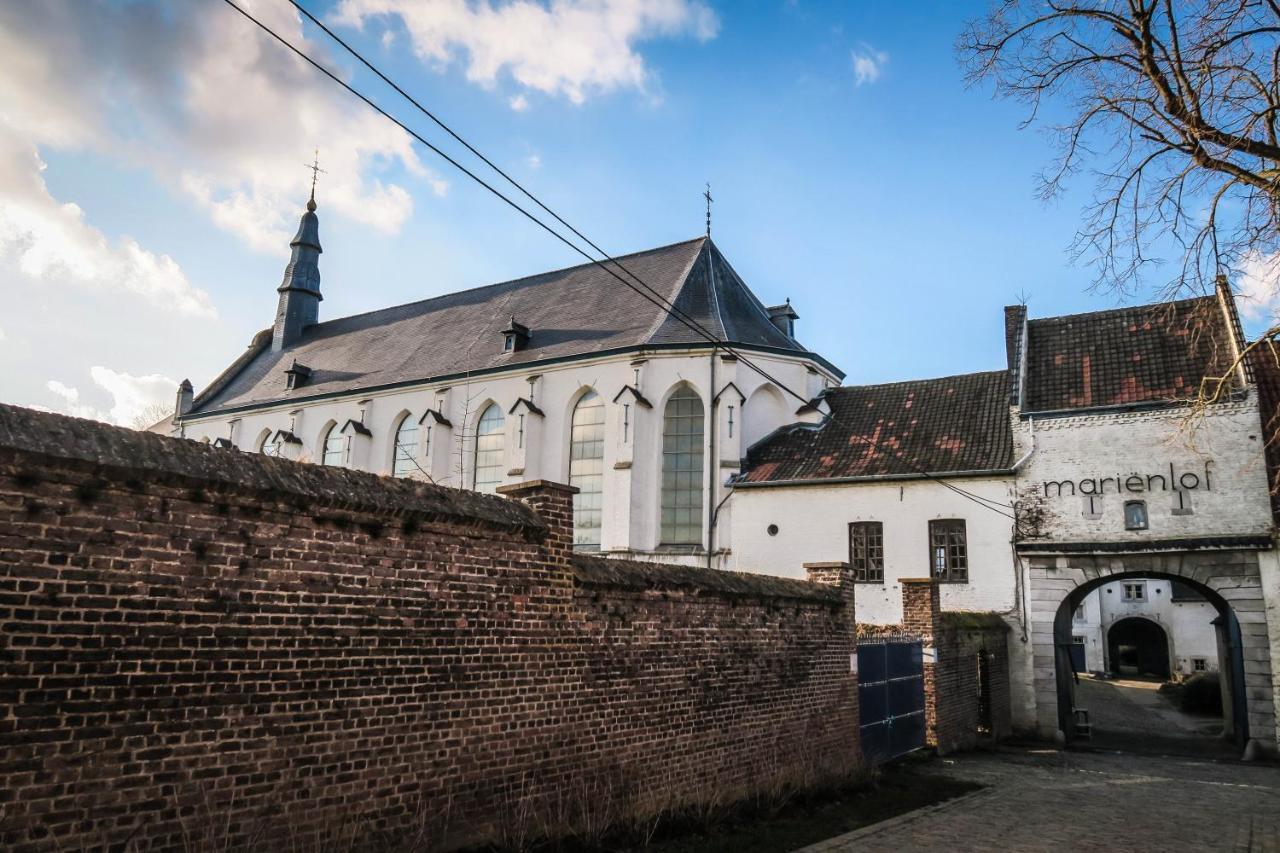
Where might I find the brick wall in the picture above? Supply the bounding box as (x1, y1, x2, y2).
(899, 579, 1012, 755)
(0, 405, 859, 851)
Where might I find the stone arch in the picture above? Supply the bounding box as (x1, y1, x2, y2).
(1025, 551, 1272, 753)
(743, 383, 789, 450)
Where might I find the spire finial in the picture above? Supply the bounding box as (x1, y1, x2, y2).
(703, 182, 713, 238)
(304, 149, 326, 211)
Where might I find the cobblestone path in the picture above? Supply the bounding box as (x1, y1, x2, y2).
(800, 747, 1280, 852)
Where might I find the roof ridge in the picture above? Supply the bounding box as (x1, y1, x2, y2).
(1028, 295, 1215, 326)
(305, 236, 709, 332)
(829, 369, 1008, 394)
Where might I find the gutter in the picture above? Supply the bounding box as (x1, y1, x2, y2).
(178, 340, 844, 425)
(1011, 415, 1035, 472)
(730, 468, 1016, 489)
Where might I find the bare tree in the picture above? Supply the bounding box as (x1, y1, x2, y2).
(130, 401, 173, 431)
(959, 1, 1280, 310)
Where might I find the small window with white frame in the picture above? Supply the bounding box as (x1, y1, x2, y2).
(1123, 500, 1148, 530)
(1122, 581, 1146, 602)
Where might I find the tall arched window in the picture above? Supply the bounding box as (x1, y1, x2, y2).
(473, 403, 505, 493)
(392, 415, 419, 478)
(569, 390, 605, 547)
(258, 430, 280, 457)
(661, 386, 704, 545)
(321, 423, 346, 466)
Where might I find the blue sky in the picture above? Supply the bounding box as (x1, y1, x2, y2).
(0, 0, 1216, 424)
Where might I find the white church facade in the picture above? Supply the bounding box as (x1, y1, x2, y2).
(170, 197, 1280, 755)
(171, 199, 839, 565)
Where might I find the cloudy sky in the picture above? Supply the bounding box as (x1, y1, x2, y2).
(1, 0, 1269, 427)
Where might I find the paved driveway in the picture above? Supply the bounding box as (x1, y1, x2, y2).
(800, 747, 1280, 852)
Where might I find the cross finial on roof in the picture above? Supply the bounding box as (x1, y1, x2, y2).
(703, 182, 713, 238)
(304, 149, 326, 210)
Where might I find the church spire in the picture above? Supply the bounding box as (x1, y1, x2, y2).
(271, 191, 324, 352)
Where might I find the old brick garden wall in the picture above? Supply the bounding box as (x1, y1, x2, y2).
(0, 405, 859, 851)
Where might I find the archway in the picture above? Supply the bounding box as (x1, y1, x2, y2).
(1048, 568, 1251, 755)
(1106, 617, 1170, 679)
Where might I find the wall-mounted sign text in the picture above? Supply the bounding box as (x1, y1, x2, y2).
(1043, 462, 1212, 498)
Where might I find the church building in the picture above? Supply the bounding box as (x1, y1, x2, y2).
(172, 197, 841, 565)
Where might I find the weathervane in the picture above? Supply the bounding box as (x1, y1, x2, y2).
(703, 182, 713, 237)
(304, 149, 327, 208)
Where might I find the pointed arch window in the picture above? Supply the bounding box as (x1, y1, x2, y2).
(321, 423, 347, 466)
(392, 416, 419, 478)
(661, 386, 704, 545)
(473, 404, 505, 493)
(569, 390, 605, 547)
(259, 432, 281, 457)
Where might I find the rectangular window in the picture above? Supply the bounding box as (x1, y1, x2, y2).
(848, 521, 884, 583)
(929, 519, 968, 582)
(1123, 582, 1146, 602)
(1192, 657, 1207, 672)
(1074, 604, 1085, 622)
(1124, 500, 1148, 530)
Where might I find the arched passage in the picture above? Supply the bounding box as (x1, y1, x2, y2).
(1043, 565, 1256, 754)
(1106, 617, 1171, 680)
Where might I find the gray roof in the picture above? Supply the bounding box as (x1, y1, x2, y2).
(188, 237, 838, 417)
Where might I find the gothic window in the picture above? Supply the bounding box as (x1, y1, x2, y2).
(848, 521, 884, 583)
(473, 404, 505, 493)
(259, 432, 280, 457)
(392, 416, 419, 478)
(661, 386, 704, 546)
(569, 390, 605, 547)
(321, 424, 346, 466)
(929, 519, 968, 582)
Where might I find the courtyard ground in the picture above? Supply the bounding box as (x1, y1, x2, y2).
(1074, 673, 1235, 758)
(800, 746, 1280, 852)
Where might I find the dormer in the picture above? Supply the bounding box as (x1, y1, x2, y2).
(767, 300, 799, 338)
(284, 360, 313, 391)
(502, 316, 531, 353)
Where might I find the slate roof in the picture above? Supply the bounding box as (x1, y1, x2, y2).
(738, 370, 1014, 484)
(1021, 297, 1237, 413)
(189, 237, 834, 417)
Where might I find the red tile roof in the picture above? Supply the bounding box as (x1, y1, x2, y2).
(1022, 297, 1237, 412)
(1247, 343, 1280, 521)
(739, 370, 1014, 484)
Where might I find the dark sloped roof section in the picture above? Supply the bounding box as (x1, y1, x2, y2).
(1022, 297, 1236, 413)
(189, 237, 829, 417)
(740, 370, 1014, 484)
(1247, 343, 1280, 522)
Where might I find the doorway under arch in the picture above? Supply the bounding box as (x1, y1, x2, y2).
(1051, 569, 1249, 753)
(1107, 616, 1172, 680)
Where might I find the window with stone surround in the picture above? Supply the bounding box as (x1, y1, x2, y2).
(848, 521, 884, 583)
(660, 386, 704, 546)
(391, 416, 419, 479)
(569, 390, 604, 548)
(472, 403, 505, 494)
(929, 519, 968, 582)
(321, 424, 347, 467)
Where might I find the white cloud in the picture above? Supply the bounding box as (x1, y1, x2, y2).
(0, 126, 215, 316)
(1235, 250, 1280, 327)
(509, 94, 530, 112)
(0, 0, 443, 256)
(333, 0, 719, 104)
(45, 367, 177, 426)
(851, 44, 888, 87)
(526, 153, 542, 170)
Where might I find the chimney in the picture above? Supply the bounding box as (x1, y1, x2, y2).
(767, 299, 799, 337)
(272, 197, 324, 352)
(174, 378, 193, 420)
(1004, 304, 1028, 406)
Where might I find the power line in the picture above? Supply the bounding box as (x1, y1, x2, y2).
(219, 0, 1016, 519)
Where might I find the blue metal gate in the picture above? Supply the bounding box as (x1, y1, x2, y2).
(858, 639, 926, 765)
